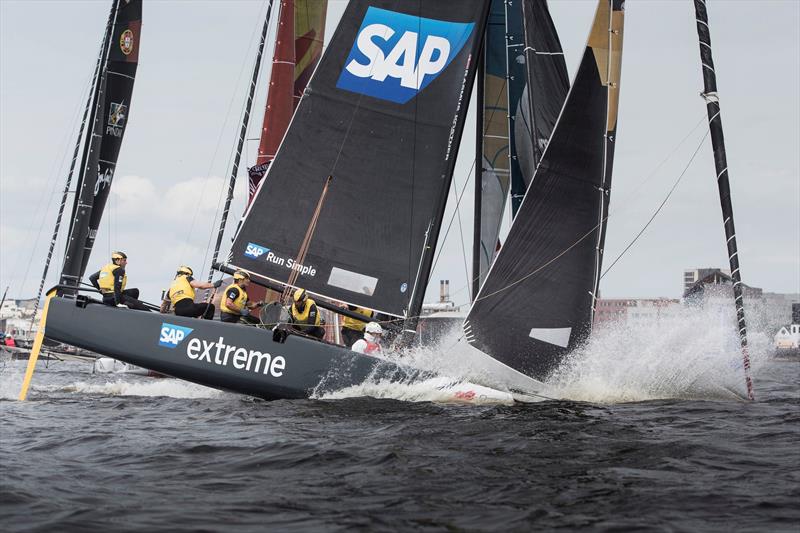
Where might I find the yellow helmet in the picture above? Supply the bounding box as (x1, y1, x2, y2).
(293, 288, 307, 302)
(177, 265, 193, 277)
(111, 251, 127, 261)
(233, 270, 250, 281)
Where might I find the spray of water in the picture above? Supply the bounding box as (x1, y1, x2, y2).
(56, 378, 224, 399)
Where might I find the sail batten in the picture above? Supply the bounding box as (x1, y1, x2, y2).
(229, 0, 490, 318)
(465, 0, 624, 382)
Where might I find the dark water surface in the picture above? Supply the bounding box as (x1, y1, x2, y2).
(1, 358, 798, 532)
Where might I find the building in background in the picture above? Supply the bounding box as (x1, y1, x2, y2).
(683, 267, 731, 295)
(1, 297, 41, 340)
(594, 298, 681, 327)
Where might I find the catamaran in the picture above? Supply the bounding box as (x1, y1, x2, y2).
(19, 0, 755, 403)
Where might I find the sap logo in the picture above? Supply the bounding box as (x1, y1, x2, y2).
(159, 323, 194, 348)
(337, 7, 474, 104)
(244, 242, 269, 259)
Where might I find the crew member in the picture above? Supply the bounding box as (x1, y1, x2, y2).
(89, 251, 150, 311)
(288, 288, 325, 339)
(3, 334, 16, 347)
(220, 270, 263, 324)
(340, 305, 373, 348)
(351, 322, 384, 357)
(167, 266, 222, 319)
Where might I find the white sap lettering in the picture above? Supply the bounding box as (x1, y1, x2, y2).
(415, 36, 450, 88)
(247, 350, 272, 374)
(246, 244, 265, 257)
(348, 27, 451, 90)
(232, 348, 248, 370)
(199, 339, 214, 362)
(159, 326, 170, 344)
(374, 31, 417, 88)
(270, 356, 286, 377)
(346, 24, 393, 78)
(186, 338, 201, 359)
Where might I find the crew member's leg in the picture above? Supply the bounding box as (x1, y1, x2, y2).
(119, 289, 151, 311)
(174, 299, 214, 319)
(220, 312, 240, 323)
(341, 327, 362, 348)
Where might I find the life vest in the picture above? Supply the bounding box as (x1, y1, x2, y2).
(342, 307, 372, 331)
(364, 340, 382, 356)
(221, 283, 248, 314)
(291, 298, 320, 325)
(168, 275, 195, 306)
(97, 263, 126, 294)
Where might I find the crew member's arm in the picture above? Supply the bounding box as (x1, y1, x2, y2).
(225, 287, 241, 313)
(190, 279, 221, 290)
(113, 267, 125, 304)
(307, 303, 318, 325)
(88, 270, 101, 291)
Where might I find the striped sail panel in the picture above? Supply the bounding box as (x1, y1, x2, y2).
(465, 0, 624, 381)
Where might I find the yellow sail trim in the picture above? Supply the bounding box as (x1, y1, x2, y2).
(18, 289, 56, 401)
(588, 0, 624, 132)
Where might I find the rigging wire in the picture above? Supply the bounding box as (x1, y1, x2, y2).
(599, 130, 710, 280)
(471, 127, 711, 305)
(198, 0, 274, 278)
(440, 113, 710, 304)
(7, 59, 97, 300)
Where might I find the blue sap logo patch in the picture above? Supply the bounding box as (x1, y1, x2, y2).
(336, 7, 474, 104)
(244, 242, 269, 259)
(159, 323, 194, 348)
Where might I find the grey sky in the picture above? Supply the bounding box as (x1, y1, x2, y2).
(1, 0, 798, 309)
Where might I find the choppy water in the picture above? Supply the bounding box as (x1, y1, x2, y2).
(1, 307, 798, 532)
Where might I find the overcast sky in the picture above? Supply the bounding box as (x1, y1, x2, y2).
(1, 0, 798, 309)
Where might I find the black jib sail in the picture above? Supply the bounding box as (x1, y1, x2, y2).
(78, 0, 141, 275)
(514, 0, 569, 208)
(227, 0, 490, 318)
(61, 0, 141, 285)
(464, 0, 624, 381)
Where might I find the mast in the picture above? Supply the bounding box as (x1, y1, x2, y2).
(30, 4, 115, 309)
(208, 0, 276, 282)
(472, 45, 485, 301)
(60, 0, 118, 289)
(60, 73, 108, 292)
(405, 5, 492, 331)
(693, 0, 755, 400)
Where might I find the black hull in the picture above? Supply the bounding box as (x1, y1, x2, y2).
(44, 297, 421, 400)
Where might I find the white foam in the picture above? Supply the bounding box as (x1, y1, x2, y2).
(324, 303, 772, 405)
(317, 376, 514, 405)
(547, 303, 771, 403)
(55, 378, 223, 399)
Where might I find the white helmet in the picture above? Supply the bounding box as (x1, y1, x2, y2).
(365, 322, 383, 335)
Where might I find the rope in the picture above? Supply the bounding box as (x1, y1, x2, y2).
(600, 130, 710, 280)
(196, 0, 272, 279)
(281, 175, 332, 302)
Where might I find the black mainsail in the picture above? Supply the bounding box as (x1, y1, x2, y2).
(61, 0, 141, 286)
(227, 0, 490, 319)
(464, 0, 625, 381)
